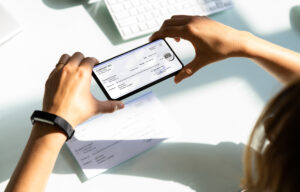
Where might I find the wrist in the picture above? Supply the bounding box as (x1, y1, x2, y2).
(228, 30, 255, 58)
(31, 123, 67, 151)
(214, 29, 252, 58)
(236, 31, 260, 58)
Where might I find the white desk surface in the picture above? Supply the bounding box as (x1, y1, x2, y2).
(0, 0, 299, 191)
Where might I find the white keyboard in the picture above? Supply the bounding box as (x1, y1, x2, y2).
(105, 0, 233, 40)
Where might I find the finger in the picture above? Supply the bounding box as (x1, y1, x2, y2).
(174, 59, 201, 84)
(79, 57, 99, 74)
(67, 52, 85, 68)
(56, 54, 70, 68)
(149, 26, 186, 41)
(49, 54, 71, 77)
(174, 37, 181, 42)
(97, 100, 125, 113)
(171, 15, 191, 19)
(161, 18, 189, 28)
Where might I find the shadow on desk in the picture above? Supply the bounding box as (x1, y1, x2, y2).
(0, 100, 41, 183)
(56, 140, 244, 192)
(105, 142, 244, 192)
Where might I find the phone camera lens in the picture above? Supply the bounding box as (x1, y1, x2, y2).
(164, 52, 174, 61)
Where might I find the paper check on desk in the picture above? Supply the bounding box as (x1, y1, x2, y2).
(66, 92, 178, 180)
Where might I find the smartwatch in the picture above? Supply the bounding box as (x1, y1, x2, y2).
(31, 110, 74, 140)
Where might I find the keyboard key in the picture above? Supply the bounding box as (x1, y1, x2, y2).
(124, 2, 132, 9)
(137, 6, 146, 14)
(111, 4, 123, 12)
(130, 24, 140, 33)
(122, 26, 132, 36)
(129, 8, 138, 15)
(153, 10, 161, 17)
(207, 2, 217, 11)
(107, 0, 117, 5)
(174, 4, 183, 11)
(153, 3, 161, 9)
(223, 0, 232, 6)
(145, 12, 153, 20)
(146, 20, 157, 29)
(144, 4, 152, 11)
(215, 1, 224, 8)
(168, 6, 176, 13)
(137, 14, 146, 22)
(131, 0, 140, 6)
(115, 10, 130, 19)
(119, 17, 137, 27)
(138, 23, 148, 31)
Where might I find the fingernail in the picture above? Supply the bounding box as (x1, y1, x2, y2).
(118, 103, 125, 109)
(186, 68, 192, 75)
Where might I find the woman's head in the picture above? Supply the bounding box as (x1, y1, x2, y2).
(243, 78, 300, 192)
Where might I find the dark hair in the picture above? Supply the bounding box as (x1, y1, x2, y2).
(242, 78, 300, 191)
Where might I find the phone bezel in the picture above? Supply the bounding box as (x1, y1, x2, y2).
(92, 39, 184, 100)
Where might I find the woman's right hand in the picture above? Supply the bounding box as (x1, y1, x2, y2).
(150, 15, 248, 83)
(43, 52, 124, 128)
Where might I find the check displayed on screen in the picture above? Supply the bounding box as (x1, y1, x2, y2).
(93, 39, 182, 99)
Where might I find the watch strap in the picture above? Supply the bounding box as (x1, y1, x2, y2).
(31, 110, 74, 140)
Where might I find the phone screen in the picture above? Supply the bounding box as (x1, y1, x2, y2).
(92, 39, 183, 100)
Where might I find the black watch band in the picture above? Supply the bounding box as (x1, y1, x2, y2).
(31, 110, 74, 140)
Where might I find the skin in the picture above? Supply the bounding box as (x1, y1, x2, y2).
(149, 15, 300, 84)
(5, 15, 300, 192)
(5, 52, 124, 192)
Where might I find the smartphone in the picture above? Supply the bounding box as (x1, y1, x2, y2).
(92, 39, 184, 100)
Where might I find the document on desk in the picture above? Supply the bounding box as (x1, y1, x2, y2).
(66, 92, 178, 180)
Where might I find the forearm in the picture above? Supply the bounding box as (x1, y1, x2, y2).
(5, 123, 66, 192)
(5, 52, 123, 192)
(241, 32, 300, 84)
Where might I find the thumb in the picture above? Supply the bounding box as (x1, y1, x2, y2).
(97, 100, 125, 114)
(174, 58, 201, 84)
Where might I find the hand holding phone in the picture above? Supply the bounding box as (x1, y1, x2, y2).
(92, 39, 183, 100)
